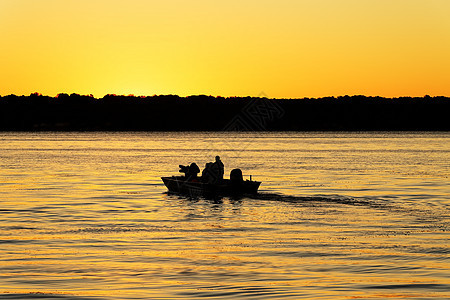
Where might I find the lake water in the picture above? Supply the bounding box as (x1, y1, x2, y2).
(0, 132, 449, 299)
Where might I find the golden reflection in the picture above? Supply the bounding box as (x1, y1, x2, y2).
(0, 132, 449, 298)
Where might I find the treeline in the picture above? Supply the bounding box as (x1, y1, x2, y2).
(0, 93, 449, 131)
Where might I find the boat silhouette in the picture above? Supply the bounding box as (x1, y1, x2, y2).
(161, 168, 261, 197)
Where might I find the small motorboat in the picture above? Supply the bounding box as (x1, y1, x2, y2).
(161, 168, 261, 197)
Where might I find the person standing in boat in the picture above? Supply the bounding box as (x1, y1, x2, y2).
(213, 156, 224, 182)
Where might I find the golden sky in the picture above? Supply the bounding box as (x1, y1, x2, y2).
(1, 0, 449, 98)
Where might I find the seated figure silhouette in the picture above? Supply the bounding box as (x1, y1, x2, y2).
(179, 162, 200, 181)
(201, 156, 224, 184)
(201, 162, 214, 183)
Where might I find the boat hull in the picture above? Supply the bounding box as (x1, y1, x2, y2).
(161, 176, 261, 197)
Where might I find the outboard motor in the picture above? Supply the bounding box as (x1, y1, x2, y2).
(230, 168, 244, 183)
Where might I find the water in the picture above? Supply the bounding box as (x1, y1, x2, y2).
(0, 132, 449, 299)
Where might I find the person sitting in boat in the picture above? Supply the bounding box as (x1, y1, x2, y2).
(201, 162, 214, 183)
(201, 156, 224, 184)
(188, 163, 200, 180)
(179, 162, 200, 181)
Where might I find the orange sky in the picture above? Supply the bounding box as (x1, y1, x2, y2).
(1, 0, 449, 98)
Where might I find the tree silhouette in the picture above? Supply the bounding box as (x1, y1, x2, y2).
(0, 94, 448, 131)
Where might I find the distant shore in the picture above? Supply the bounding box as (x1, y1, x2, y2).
(1, 94, 449, 131)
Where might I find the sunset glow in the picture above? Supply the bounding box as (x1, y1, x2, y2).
(1, 0, 449, 98)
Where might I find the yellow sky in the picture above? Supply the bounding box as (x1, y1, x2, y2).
(1, 0, 449, 98)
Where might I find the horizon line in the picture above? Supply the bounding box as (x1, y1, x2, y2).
(1, 93, 448, 100)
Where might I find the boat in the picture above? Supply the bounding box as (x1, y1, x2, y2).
(161, 171, 261, 197)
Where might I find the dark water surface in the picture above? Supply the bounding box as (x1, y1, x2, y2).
(1, 132, 449, 299)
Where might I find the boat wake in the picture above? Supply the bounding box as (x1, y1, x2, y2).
(249, 192, 368, 206)
(247, 192, 449, 231)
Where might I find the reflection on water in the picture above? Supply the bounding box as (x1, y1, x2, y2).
(0, 132, 449, 299)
